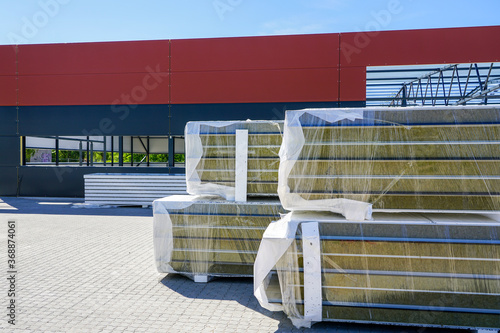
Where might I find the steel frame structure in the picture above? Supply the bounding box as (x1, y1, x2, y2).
(388, 63, 500, 106)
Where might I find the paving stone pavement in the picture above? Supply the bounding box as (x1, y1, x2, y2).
(0, 197, 466, 333)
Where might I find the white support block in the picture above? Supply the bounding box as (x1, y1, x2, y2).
(235, 129, 248, 202)
(473, 329, 499, 333)
(302, 222, 322, 322)
(193, 275, 208, 283)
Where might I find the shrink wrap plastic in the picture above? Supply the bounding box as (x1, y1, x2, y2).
(254, 211, 500, 329)
(278, 106, 500, 220)
(185, 120, 283, 200)
(153, 195, 285, 280)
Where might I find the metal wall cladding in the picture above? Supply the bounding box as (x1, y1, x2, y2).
(0, 107, 17, 135)
(339, 67, 366, 102)
(0, 45, 16, 75)
(1, 26, 500, 107)
(0, 76, 17, 106)
(0, 167, 18, 195)
(169, 101, 340, 135)
(339, 25, 500, 67)
(18, 73, 170, 106)
(0, 136, 20, 166)
(17, 40, 170, 106)
(170, 34, 340, 104)
(18, 105, 170, 136)
(170, 34, 339, 72)
(171, 68, 339, 104)
(0, 45, 17, 106)
(17, 40, 170, 75)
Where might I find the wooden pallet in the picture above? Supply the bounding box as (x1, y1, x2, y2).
(84, 173, 187, 206)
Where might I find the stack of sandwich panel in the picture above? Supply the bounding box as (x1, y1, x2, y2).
(255, 211, 500, 330)
(154, 195, 286, 280)
(278, 106, 500, 218)
(185, 120, 283, 199)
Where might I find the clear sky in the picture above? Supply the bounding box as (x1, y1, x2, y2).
(1, 0, 499, 45)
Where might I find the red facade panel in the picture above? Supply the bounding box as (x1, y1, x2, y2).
(339, 67, 366, 102)
(0, 45, 17, 76)
(18, 40, 170, 75)
(171, 34, 339, 72)
(0, 76, 17, 106)
(19, 73, 169, 106)
(340, 26, 500, 67)
(171, 68, 338, 104)
(2, 26, 498, 107)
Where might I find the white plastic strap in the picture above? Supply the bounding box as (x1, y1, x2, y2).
(235, 129, 248, 202)
(301, 222, 322, 322)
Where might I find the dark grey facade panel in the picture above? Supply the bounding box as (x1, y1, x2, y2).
(5, 101, 364, 197)
(18, 104, 169, 136)
(0, 136, 20, 166)
(0, 167, 18, 196)
(0, 107, 17, 136)
(169, 101, 341, 135)
(338, 101, 366, 108)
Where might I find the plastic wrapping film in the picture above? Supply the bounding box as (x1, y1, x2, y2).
(153, 195, 286, 280)
(185, 120, 283, 200)
(254, 211, 500, 329)
(278, 105, 500, 220)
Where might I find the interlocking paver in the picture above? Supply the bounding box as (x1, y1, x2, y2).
(0, 197, 467, 333)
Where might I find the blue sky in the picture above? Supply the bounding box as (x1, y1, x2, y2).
(1, 0, 499, 45)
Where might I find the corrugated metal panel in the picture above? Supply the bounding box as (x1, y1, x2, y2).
(366, 63, 500, 106)
(17, 167, 185, 197)
(84, 173, 187, 206)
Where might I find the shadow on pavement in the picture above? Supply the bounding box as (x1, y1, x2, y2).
(160, 274, 464, 333)
(0, 196, 153, 217)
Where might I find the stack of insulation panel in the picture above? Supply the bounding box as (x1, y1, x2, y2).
(254, 105, 500, 329)
(255, 212, 500, 330)
(185, 120, 283, 200)
(278, 106, 500, 219)
(154, 195, 286, 281)
(154, 120, 285, 281)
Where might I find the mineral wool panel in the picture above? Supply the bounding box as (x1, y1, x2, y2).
(153, 195, 285, 278)
(259, 212, 500, 330)
(279, 106, 500, 214)
(185, 120, 283, 199)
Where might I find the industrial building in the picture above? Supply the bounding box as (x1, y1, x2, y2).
(1, 25, 499, 197)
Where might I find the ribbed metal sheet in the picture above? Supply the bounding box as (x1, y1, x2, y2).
(84, 173, 187, 206)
